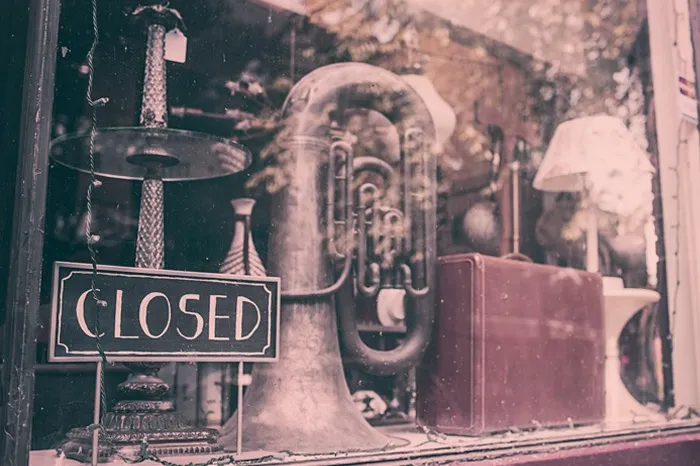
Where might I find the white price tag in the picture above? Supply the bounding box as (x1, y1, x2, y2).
(165, 28, 187, 63)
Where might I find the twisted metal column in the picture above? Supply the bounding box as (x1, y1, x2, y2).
(135, 24, 167, 270)
(139, 24, 168, 130)
(135, 176, 165, 269)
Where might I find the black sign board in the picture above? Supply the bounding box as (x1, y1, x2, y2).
(49, 262, 280, 362)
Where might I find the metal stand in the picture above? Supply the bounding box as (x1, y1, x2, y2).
(50, 3, 251, 462)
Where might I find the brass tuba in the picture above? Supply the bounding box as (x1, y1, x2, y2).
(218, 62, 437, 454)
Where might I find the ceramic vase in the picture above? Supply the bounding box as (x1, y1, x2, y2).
(197, 198, 267, 428)
(220, 198, 266, 277)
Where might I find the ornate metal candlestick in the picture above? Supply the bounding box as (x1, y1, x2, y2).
(50, 3, 251, 461)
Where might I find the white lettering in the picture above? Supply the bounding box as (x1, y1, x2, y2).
(114, 289, 138, 339)
(75, 290, 106, 338)
(235, 296, 261, 341)
(176, 294, 204, 340)
(208, 295, 230, 341)
(139, 292, 171, 339)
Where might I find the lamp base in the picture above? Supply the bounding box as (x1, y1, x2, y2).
(602, 276, 662, 426)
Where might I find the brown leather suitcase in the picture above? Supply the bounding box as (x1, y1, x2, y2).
(416, 253, 605, 435)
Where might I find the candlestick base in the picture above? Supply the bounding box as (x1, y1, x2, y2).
(60, 370, 221, 462)
(60, 409, 221, 463)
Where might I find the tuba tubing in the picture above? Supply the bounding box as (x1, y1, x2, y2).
(275, 63, 438, 376)
(337, 280, 435, 376)
(338, 129, 437, 376)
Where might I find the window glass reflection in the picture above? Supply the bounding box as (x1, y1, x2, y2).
(28, 0, 676, 461)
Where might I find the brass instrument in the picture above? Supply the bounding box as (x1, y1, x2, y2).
(218, 62, 437, 453)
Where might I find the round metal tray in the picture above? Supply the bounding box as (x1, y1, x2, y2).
(50, 127, 252, 181)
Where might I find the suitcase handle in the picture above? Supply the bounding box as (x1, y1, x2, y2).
(501, 252, 534, 263)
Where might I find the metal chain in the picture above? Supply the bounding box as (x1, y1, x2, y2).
(84, 0, 109, 437)
(668, 123, 686, 344)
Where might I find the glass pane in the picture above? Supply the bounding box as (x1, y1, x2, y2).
(21, 0, 686, 463)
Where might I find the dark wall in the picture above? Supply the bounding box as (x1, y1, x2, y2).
(0, 2, 30, 329)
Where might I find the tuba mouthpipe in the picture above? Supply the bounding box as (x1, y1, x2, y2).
(402, 132, 415, 254)
(418, 132, 436, 289)
(356, 205, 381, 297)
(326, 140, 353, 260)
(326, 139, 339, 258)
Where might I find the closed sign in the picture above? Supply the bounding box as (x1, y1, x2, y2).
(49, 262, 280, 362)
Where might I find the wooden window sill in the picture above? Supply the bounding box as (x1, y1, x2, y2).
(29, 419, 700, 465)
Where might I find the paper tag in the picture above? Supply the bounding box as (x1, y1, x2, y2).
(165, 28, 187, 63)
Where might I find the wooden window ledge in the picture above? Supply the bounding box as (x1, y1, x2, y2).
(29, 420, 700, 465)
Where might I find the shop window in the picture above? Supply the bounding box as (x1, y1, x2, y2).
(2, 0, 700, 465)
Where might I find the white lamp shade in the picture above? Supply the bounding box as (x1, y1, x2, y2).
(401, 74, 457, 146)
(533, 114, 655, 219)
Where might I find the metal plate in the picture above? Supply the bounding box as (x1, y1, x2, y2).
(50, 127, 252, 181)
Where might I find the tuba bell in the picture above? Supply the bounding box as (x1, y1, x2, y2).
(218, 62, 438, 454)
